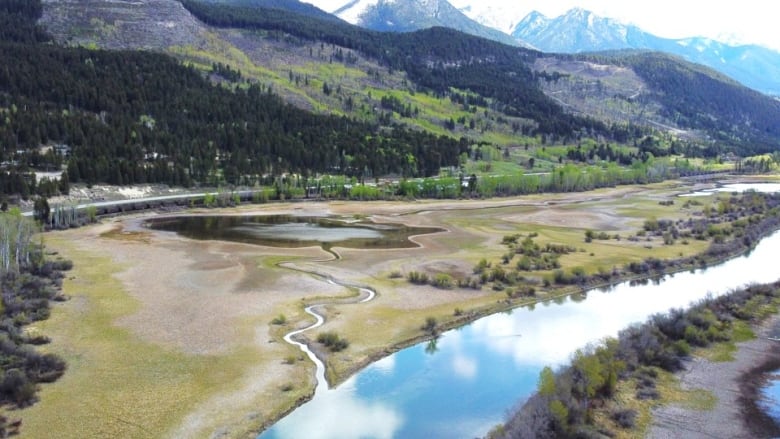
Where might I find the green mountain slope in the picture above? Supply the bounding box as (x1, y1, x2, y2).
(176, 0, 780, 153)
(3, 0, 780, 198)
(0, 0, 467, 196)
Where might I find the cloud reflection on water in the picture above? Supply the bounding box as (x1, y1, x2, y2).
(464, 232, 780, 368)
(268, 376, 403, 439)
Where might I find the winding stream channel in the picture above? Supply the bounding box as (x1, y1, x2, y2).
(285, 279, 376, 397)
(261, 229, 780, 439)
(145, 184, 780, 437)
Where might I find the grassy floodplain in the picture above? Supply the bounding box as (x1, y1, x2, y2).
(12, 179, 773, 437)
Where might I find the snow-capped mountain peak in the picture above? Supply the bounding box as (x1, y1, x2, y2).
(328, 0, 383, 25)
(514, 10, 549, 34)
(448, 0, 528, 34)
(306, 0, 519, 45)
(510, 8, 639, 53)
(508, 8, 780, 95)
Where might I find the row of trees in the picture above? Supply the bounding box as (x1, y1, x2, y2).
(0, 211, 70, 414)
(0, 211, 36, 274)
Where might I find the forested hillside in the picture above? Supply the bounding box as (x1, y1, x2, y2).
(181, 0, 780, 154)
(605, 52, 780, 155)
(180, 0, 609, 137)
(0, 0, 466, 197)
(3, 0, 780, 200)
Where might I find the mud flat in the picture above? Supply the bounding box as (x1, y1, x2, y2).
(15, 182, 733, 437)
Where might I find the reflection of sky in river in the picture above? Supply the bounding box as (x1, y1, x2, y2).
(231, 222, 383, 242)
(681, 182, 780, 197)
(260, 232, 780, 439)
(268, 378, 403, 439)
(760, 375, 780, 424)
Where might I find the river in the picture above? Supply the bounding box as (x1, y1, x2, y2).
(258, 225, 780, 438)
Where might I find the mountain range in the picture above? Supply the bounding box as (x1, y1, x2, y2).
(507, 8, 780, 96)
(307, 0, 519, 46)
(308, 1, 780, 96)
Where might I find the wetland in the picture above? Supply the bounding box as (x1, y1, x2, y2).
(17, 180, 780, 438)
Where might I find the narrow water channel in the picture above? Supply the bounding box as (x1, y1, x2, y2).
(260, 230, 780, 439)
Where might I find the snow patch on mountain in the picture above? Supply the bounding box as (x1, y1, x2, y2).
(510, 8, 780, 96)
(448, 0, 526, 34)
(332, 0, 381, 24)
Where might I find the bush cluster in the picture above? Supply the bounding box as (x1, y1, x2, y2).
(495, 280, 780, 438)
(317, 331, 349, 352)
(0, 259, 71, 408)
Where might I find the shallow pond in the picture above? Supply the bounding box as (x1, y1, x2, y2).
(145, 215, 442, 249)
(681, 182, 780, 197)
(260, 231, 780, 439)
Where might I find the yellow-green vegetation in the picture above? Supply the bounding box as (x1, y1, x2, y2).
(700, 341, 739, 362)
(22, 236, 312, 438)
(592, 368, 716, 439)
(19, 185, 780, 437)
(591, 379, 654, 439)
(162, 29, 579, 152)
(656, 371, 718, 411)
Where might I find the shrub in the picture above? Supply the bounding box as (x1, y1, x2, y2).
(611, 409, 637, 429)
(421, 317, 437, 334)
(473, 258, 491, 274)
(643, 218, 659, 232)
(271, 314, 287, 325)
(317, 331, 349, 352)
(517, 286, 536, 297)
(584, 230, 595, 242)
(684, 325, 708, 346)
(636, 388, 660, 400)
(432, 273, 454, 289)
(671, 339, 691, 356)
(407, 271, 429, 285)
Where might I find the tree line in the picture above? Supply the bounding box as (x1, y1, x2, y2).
(492, 279, 780, 438)
(0, 211, 70, 423)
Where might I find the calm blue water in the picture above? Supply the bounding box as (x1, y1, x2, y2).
(259, 230, 780, 439)
(681, 182, 780, 197)
(761, 374, 780, 424)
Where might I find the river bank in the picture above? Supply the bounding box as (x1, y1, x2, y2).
(16, 181, 779, 438)
(649, 315, 780, 439)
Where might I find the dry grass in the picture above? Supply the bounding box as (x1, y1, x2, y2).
(18, 181, 730, 437)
